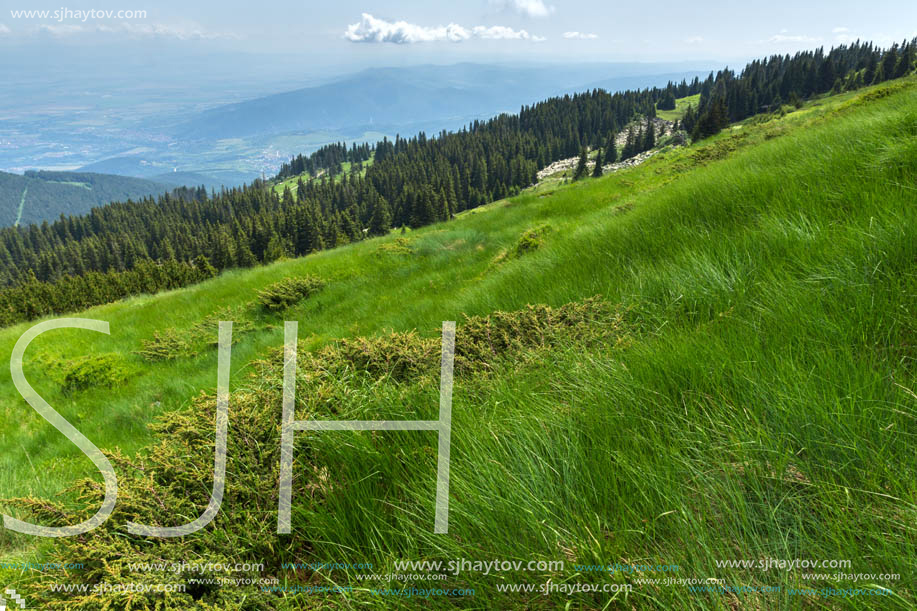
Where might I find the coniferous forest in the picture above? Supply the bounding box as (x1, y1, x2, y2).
(0, 38, 913, 328)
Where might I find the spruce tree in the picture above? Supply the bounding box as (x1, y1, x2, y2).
(864, 53, 878, 85)
(622, 127, 636, 160)
(658, 91, 677, 110)
(896, 42, 915, 77)
(368, 196, 392, 237)
(573, 148, 589, 181)
(643, 120, 656, 151)
(604, 132, 617, 164)
(682, 105, 697, 135)
(881, 44, 899, 83)
(592, 148, 604, 178)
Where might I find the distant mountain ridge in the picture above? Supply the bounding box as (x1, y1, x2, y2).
(0, 170, 172, 227)
(176, 62, 713, 140)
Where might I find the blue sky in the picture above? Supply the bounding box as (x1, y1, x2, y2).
(1, 0, 915, 65)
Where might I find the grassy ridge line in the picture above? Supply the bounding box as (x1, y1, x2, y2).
(0, 80, 915, 608)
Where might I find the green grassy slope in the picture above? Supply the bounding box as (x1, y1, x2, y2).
(270, 153, 376, 197)
(1, 79, 916, 609)
(656, 93, 700, 121)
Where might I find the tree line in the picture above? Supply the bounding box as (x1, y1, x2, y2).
(686, 38, 916, 140)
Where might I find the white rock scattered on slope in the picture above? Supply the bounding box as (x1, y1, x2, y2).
(536, 117, 679, 181)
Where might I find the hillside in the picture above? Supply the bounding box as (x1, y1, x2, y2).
(1, 78, 915, 609)
(0, 170, 172, 227)
(3, 39, 907, 327)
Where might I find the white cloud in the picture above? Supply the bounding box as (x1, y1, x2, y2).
(473, 25, 542, 40)
(684, 36, 704, 44)
(0, 23, 10, 35)
(103, 22, 240, 40)
(769, 33, 822, 44)
(492, 0, 555, 18)
(344, 14, 542, 44)
(344, 14, 469, 43)
(38, 24, 85, 35)
(563, 31, 599, 40)
(831, 27, 858, 44)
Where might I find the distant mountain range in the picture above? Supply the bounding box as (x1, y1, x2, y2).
(2, 62, 714, 223)
(0, 170, 172, 227)
(175, 63, 713, 140)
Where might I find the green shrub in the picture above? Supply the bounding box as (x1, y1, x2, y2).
(299, 296, 623, 384)
(493, 225, 552, 266)
(137, 307, 254, 362)
(375, 237, 414, 256)
(513, 224, 551, 257)
(62, 353, 130, 392)
(257, 276, 325, 312)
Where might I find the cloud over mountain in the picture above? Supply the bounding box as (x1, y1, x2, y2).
(493, 0, 555, 18)
(344, 14, 542, 44)
(563, 31, 598, 40)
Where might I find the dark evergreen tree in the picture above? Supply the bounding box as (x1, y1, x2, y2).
(682, 105, 698, 136)
(368, 196, 393, 237)
(897, 41, 915, 77)
(622, 127, 636, 160)
(658, 90, 677, 110)
(881, 43, 899, 84)
(592, 148, 604, 178)
(643, 121, 656, 151)
(573, 148, 589, 181)
(604, 132, 617, 164)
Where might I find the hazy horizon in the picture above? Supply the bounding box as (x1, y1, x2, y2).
(2, 0, 913, 179)
(2, 0, 914, 64)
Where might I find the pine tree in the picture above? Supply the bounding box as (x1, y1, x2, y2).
(573, 148, 589, 181)
(896, 42, 915, 77)
(592, 148, 604, 178)
(864, 53, 878, 85)
(658, 91, 677, 111)
(263, 235, 287, 262)
(881, 43, 899, 83)
(193, 255, 217, 278)
(818, 58, 836, 93)
(604, 132, 617, 164)
(643, 120, 656, 151)
(682, 105, 697, 135)
(368, 196, 392, 237)
(622, 127, 636, 160)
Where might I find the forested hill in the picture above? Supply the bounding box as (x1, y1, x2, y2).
(0, 170, 172, 228)
(0, 38, 914, 328)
